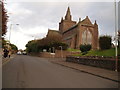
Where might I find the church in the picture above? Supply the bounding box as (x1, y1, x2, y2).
(47, 7, 99, 50)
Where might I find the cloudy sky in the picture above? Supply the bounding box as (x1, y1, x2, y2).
(4, 0, 119, 50)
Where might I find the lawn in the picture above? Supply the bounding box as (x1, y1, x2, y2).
(74, 48, 120, 57)
(67, 48, 80, 52)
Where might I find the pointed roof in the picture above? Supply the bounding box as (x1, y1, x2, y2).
(80, 16, 93, 26)
(61, 17, 63, 22)
(47, 29, 61, 37)
(48, 29, 61, 34)
(65, 7, 71, 21)
(94, 20, 98, 25)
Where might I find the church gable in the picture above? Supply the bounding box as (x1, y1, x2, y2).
(80, 16, 93, 26)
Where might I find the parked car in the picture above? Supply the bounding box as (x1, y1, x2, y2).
(22, 51, 27, 55)
(17, 51, 22, 55)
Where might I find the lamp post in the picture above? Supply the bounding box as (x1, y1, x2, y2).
(52, 47, 55, 58)
(9, 24, 19, 43)
(52, 47, 55, 53)
(8, 24, 19, 55)
(59, 46, 63, 58)
(114, 0, 118, 72)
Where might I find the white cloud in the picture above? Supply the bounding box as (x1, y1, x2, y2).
(6, 0, 119, 2)
(5, 1, 116, 49)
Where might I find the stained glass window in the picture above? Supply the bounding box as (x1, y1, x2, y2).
(82, 29, 92, 45)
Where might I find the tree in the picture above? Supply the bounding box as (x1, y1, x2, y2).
(2, 39, 7, 48)
(26, 40, 39, 53)
(10, 44, 18, 51)
(26, 39, 68, 53)
(48, 41, 68, 50)
(99, 35, 112, 50)
(118, 31, 120, 48)
(1, 1, 8, 36)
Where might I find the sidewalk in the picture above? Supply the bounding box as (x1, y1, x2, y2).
(2, 54, 16, 65)
(50, 58, 119, 82)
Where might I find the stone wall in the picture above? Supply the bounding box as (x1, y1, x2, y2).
(55, 50, 80, 58)
(39, 52, 54, 58)
(39, 50, 80, 58)
(66, 56, 120, 71)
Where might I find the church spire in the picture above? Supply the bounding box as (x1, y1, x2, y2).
(94, 20, 98, 25)
(78, 17, 81, 23)
(61, 17, 63, 22)
(65, 7, 72, 21)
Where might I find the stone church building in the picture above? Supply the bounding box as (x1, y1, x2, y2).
(47, 7, 99, 50)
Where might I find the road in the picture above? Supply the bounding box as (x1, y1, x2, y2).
(2, 55, 118, 88)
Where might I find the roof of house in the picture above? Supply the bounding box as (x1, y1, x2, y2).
(47, 29, 61, 37)
(63, 24, 78, 34)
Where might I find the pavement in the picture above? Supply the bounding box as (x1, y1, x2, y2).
(2, 55, 119, 83)
(3, 55, 118, 88)
(2, 54, 16, 66)
(49, 58, 120, 83)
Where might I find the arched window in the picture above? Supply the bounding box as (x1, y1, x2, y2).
(82, 29, 92, 45)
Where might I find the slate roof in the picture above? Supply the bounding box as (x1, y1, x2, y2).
(63, 16, 93, 34)
(47, 29, 61, 37)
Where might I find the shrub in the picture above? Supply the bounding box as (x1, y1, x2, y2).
(99, 35, 112, 50)
(26, 40, 68, 53)
(49, 42, 68, 50)
(80, 44, 91, 54)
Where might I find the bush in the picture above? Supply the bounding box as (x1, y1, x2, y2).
(48, 42, 68, 50)
(26, 40, 68, 53)
(99, 35, 112, 50)
(80, 44, 91, 54)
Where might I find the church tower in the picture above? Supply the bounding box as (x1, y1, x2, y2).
(65, 7, 71, 21)
(93, 20, 99, 49)
(59, 7, 76, 33)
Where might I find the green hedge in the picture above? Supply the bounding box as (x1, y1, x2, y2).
(80, 44, 91, 54)
(99, 35, 112, 50)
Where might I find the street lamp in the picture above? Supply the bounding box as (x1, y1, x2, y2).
(8, 24, 19, 55)
(114, 0, 118, 72)
(52, 47, 55, 58)
(49, 48, 51, 53)
(9, 24, 19, 43)
(59, 46, 63, 58)
(52, 47, 55, 53)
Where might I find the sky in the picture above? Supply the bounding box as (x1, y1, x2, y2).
(4, 0, 120, 50)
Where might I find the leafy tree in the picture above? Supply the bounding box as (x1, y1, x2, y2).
(48, 41, 68, 50)
(118, 31, 120, 48)
(99, 35, 112, 50)
(2, 39, 7, 48)
(26, 40, 39, 53)
(1, 1, 8, 36)
(10, 44, 18, 51)
(26, 39, 68, 53)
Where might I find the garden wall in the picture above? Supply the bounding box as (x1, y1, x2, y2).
(39, 50, 80, 58)
(66, 56, 120, 71)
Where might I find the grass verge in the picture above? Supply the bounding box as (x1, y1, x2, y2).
(74, 48, 120, 57)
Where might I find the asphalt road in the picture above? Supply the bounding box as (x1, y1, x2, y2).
(2, 55, 118, 88)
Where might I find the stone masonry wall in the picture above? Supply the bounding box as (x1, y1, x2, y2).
(39, 50, 80, 58)
(66, 56, 120, 71)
